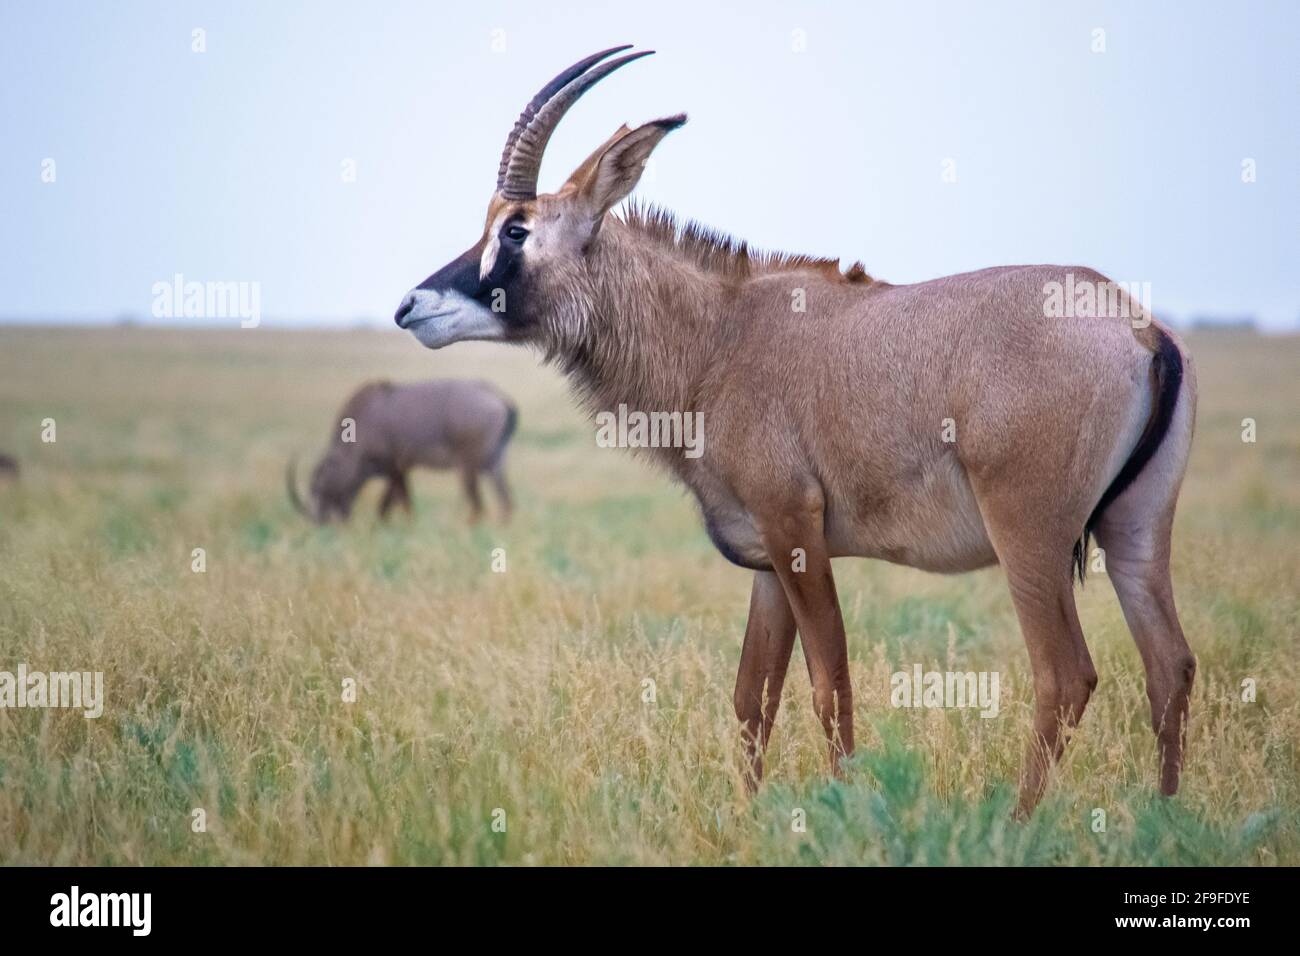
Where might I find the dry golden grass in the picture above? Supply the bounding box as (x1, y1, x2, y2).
(0, 325, 1295, 865)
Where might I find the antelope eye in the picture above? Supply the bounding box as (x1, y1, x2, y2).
(504, 224, 529, 243)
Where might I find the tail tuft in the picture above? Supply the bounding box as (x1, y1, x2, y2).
(1072, 538, 1088, 585)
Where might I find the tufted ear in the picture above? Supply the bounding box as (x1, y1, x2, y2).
(577, 114, 686, 218)
(563, 124, 631, 191)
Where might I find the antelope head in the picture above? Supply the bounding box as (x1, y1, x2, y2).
(286, 450, 366, 523)
(394, 46, 684, 349)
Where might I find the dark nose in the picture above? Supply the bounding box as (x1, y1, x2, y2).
(394, 294, 414, 328)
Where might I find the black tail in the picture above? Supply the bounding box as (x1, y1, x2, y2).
(487, 403, 518, 469)
(1073, 329, 1184, 584)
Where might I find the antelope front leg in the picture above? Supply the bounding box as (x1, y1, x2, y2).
(758, 489, 855, 775)
(460, 467, 484, 524)
(733, 570, 797, 791)
(378, 472, 411, 520)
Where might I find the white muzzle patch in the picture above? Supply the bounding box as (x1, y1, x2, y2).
(396, 289, 506, 349)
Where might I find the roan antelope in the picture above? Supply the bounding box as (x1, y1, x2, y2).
(287, 379, 517, 524)
(393, 47, 1197, 815)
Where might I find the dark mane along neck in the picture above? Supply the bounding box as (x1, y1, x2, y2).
(617, 200, 875, 285)
(537, 203, 875, 430)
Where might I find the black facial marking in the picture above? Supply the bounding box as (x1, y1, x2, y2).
(400, 222, 534, 334)
(482, 236, 521, 296)
(415, 243, 484, 300)
(475, 222, 531, 330)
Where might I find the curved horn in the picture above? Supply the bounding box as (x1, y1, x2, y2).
(496, 45, 631, 193)
(498, 47, 655, 201)
(285, 455, 318, 523)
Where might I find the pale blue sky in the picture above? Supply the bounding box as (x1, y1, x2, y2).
(1, 0, 1296, 328)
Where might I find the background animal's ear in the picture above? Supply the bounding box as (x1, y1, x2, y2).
(578, 114, 686, 219)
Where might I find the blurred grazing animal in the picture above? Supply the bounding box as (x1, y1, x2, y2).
(287, 379, 516, 523)
(393, 47, 1197, 816)
(0, 453, 18, 480)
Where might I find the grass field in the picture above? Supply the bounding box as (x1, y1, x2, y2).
(0, 325, 1296, 865)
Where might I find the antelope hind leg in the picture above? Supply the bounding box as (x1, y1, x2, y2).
(976, 487, 1097, 817)
(1094, 353, 1196, 796)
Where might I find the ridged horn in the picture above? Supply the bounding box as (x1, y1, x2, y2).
(285, 455, 319, 523)
(497, 46, 654, 201)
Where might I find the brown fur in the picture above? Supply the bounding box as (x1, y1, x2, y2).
(615, 202, 873, 285)
(289, 379, 516, 523)
(396, 52, 1198, 815)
